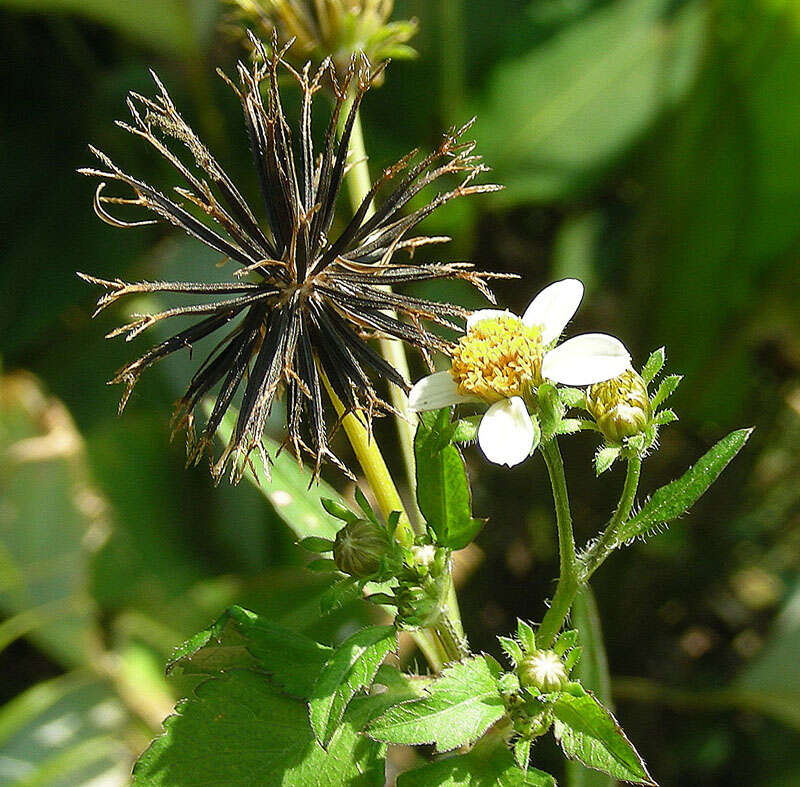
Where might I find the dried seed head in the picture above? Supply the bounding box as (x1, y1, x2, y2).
(79, 37, 503, 482)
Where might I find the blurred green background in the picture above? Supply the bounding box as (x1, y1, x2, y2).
(1, 0, 799, 784)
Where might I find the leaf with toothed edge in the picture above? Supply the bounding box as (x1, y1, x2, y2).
(132, 669, 384, 786)
(367, 655, 505, 753)
(616, 428, 753, 543)
(553, 683, 655, 785)
(310, 625, 397, 746)
(166, 605, 331, 700)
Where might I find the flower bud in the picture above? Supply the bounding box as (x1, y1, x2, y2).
(228, 0, 418, 80)
(587, 369, 650, 443)
(333, 518, 397, 579)
(519, 650, 568, 693)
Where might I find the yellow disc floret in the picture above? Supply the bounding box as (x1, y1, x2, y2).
(450, 315, 543, 402)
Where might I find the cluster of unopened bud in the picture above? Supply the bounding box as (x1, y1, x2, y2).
(394, 541, 450, 629)
(587, 368, 650, 443)
(332, 516, 400, 581)
(227, 0, 418, 79)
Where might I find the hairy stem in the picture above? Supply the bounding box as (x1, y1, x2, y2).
(537, 439, 578, 648)
(581, 456, 642, 581)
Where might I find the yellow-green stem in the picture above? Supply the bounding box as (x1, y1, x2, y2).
(322, 376, 451, 670)
(340, 101, 418, 502)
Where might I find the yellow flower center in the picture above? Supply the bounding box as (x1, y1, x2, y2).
(450, 315, 543, 402)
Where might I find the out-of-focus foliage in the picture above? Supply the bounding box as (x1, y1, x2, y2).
(1, 0, 799, 783)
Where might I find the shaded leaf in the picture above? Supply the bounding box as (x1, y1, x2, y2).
(0, 672, 132, 786)
(398, 744, 555, 786)
(0, 0, 200, 56)
(132, 670, 383, 786)
(214, 407, 344, 541)
(167, 605, 331, 700)
(0, 372, 105, 667)
(474, 0, 706, 203)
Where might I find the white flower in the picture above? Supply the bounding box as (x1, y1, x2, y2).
(409, 279, 630, 467)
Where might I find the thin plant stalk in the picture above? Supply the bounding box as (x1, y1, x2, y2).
(321, 375, 460, 670)
(581, 457, 642, 581)
(538, 450, 643, 647)
(537, 438, 579, 648)
(339, 101, 418, 500)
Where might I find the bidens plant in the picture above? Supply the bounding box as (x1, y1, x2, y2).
(80, 17, 751, 787)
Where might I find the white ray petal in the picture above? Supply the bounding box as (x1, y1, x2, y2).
(477, 397, 535, 467)
(522, 279, 584, 344)
(466, 308, 516, 331)
(408, 371, 475, 411)
(541, 333, 631, 386)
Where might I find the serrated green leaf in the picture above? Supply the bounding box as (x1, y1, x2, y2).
(514, 737, 532, 771)
(347, 664, 433, 731)
(398, 744, 555, 786)
(650, 375, 682, 409)
(310, 625, 397, 746)
(617, 428, 752, 542)
(641, 348, 666, 384)
(167, 606, 331, 699)
(566, 589, 615, 787)
(415, 409, 484, 550)
(368, 656, 505, 753)
(499, 636, 525, 666)
(595, 445, 621, 475)
(652, 409, 678, 426)
(553, 683, 654, 785)
(133, 670, 384, 786)
(517, 620, 536, 652)
(213, 407, 343, 541)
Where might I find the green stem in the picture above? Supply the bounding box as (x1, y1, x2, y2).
(537, 439, 579, 648)
(580, 456, 642, 581)
(439, 0, 466, 127)
(340, 102, 418, 500)
(321, 377, 460, 669)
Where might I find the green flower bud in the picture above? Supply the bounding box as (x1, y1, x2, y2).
(587, 369, 651, 443)
(333, 518, 397, 579)
(519, 650, 568, 693)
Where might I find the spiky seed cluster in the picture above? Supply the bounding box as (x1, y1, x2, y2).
(79, 35, 502, 482)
